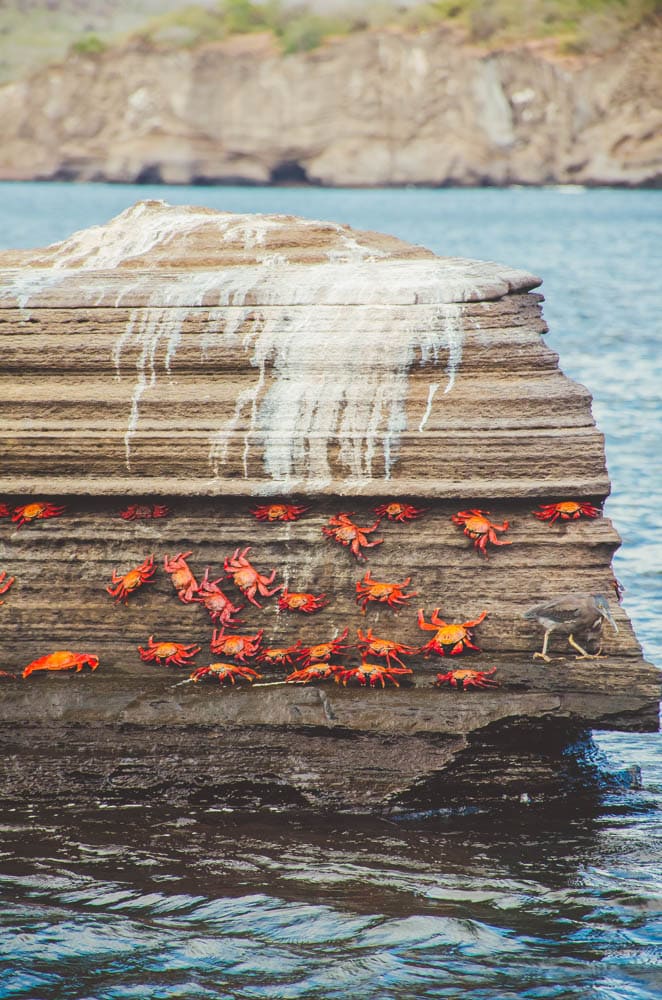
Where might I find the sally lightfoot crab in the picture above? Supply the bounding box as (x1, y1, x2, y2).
(210, 628, 263, 662)
(323, 513, 383, 561)
(188, 663, 262, 686)
(22, 651, 99, 679)
(193, 568, 244, 626)
(119, 503, 168, 520)
(12, 502, 65, 529)
(356, 571, 417, 612)
(418, 608, 487, 656)
(534, 501, 601, 524)
(163, 552, 199, 604)
(373, 502, 426, 522)
(335, 660, 414, 688)
(284, 663, 343, 684)
(356, 628, 419, 669)
(224, 547, 281, 607)
(296, 629, 350, 668)
(106, 554, 156, 604)
(451, 509, 511, 557)
(251, 503, 309, 522)
(138, 637, 201, 667)
(257, 642, 303, 668)
(277, 589, 328, 613)
(434, 667, 499, 690)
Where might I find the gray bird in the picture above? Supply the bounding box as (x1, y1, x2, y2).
(523, 592, 618, 662)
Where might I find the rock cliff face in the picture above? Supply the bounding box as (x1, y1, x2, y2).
(0, 202, 658, 810)
(0, 22, 661, 186)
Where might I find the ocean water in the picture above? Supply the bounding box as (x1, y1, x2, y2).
(0, 183, 660, 999)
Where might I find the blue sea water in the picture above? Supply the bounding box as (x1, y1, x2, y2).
(0, 183, 660, 999)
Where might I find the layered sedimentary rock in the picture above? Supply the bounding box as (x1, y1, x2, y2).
(0, 202, 658, 809)
(0, 22, 660, 187)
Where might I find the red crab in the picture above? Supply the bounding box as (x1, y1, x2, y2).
(119, 503, 169, 520)
(251, 503, 309, 522)
(373, 502, 426, 522)
(296, 629, 350, 668)
(210, 628, 263, 662)
(285, 663, 343, 684)
(277, 589, 328, 613)
(22, 650, 99, 679)
(192, 568, 244, 626)
(257, 642, 303, 668)
(11, 502, 65, 529)
(0, 570, 15, 605)
(163, 551, 199, 604)
(335, 660, 414, 688)
(451, 509, 511, 557)
(355, 570, 417, 612)
(188, 663, 262, 686)
(138, 636, 201, 667)
(356, 627, 419, 670)
(434, 666, 499, 690)
(106, 554, 156, 604)
(224, 547, 281, 608)
(322, 513, 383, 561)
(0, 504, 9, 518)
(534, 501, 601, 524)
(418, 608, 487, 656)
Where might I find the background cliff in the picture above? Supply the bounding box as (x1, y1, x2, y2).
(0, 1, 660, 187)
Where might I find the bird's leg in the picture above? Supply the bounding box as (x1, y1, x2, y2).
(568, 633, 605, 659)
(533, 629, 553, 662)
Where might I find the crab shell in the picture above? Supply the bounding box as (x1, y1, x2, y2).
(22, 651, 99, 679)
(285, 663, 343, 684)
(335, 661, 414, 688)
(534, 501, 601, 524)
(12, 502, 65, 528)
(189, 663, 262, 685)
(278, 589, 328, 613)
(434, 667, 499, 690)
(373, 502, 426, 522)
(252, 503, 309, 522)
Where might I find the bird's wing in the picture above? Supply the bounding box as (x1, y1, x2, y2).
(523, 595, 590, 622)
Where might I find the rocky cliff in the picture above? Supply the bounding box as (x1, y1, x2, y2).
(0, 21, 661, 186)
(0, 202, 658, 811)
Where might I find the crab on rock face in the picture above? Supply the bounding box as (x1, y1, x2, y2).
(322, 513, 383, 561)
(277, 589, 328, 613)
(373, 502, 426, 522)
(0, 570, 15, 604)
(451, 509, 511, 558)
(257, 642, 303, 667)
(12, 502, 65, 529)
(106, 554, 156, 604)
(335, 660, 414, 688)
(418, 608, 487, 656)
(192, 568, 244, 627)
(296, 629, 350, 668)
(251, 503, 309, 522)
(210, 628, 263, 662)
(138, 637, 201, 667)
(356, 570, 417, 612)
(434, 666, 499, 690)
(356, 627, 419, 670)
(534, 501, 601, 524)
(285, 663, 343, 684)
(163, 551, 199, 604)
(188, 663, 261, 685)
(119, 503, 169, 520)
(224, 546, 281, 608)
(22, 650, 99, 679)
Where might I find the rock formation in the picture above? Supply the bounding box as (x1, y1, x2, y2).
(0, 201, 658, 810)
(0, 21, 661, 187)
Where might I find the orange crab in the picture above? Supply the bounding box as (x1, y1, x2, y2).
(257, 642, 303, 668)
(224, 547, 281, 607)
(251, 503, 309, 522)
(534, 501, 601, 524)
(285, 663, 343, 684)
(373, 502, 426, 522)
(277, 589, 328, 613)
(418, 608, 487, 656)
(163, 551, 199, 604)
(451, 509, 511, 557)
(188, 663, 262, 685)
(296, 629, 350, 668)
(356, 627, 419, 670)
(210, 628, 263, 662)
(22, 650, 99, 679)
(355, 570, 417, 612)
(12, 502, 65, 529)
(322, 513, 383, 561)
(138, 636, 201, 667)
(335, 660, 414, 688)
(434, 666, 499, 690)
(106, 554, 156, 604)
(0, 570, 15, 605)
(192, 568, 244, 626)
(119, 503, 169, 520)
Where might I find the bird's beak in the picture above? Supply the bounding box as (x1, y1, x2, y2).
(601, 606, 619, 633)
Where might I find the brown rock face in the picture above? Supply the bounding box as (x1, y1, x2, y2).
(0, 202, 658, 810)
(0, 23, 660, 187)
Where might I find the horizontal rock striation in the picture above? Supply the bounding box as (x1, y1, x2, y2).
(0, 22, 661, 187)
(0, 201, 658, 809)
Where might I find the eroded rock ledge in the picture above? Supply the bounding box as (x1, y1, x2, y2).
(0, 202, 658, 809)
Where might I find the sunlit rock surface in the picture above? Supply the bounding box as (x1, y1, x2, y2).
(0, 202, 658, 810)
